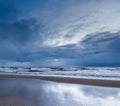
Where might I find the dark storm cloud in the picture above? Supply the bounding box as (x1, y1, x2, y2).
(1, 30, 120, 66)
(30, 31, 120, 66)
(0, 0, 18, 23)
(0, 18, 40, 61)
(0, 0, 41, 43)
(80, 31, 120, 50)
(75, 31, 120, 66)
(0, 17, 40, 58)
(0, 19, 39, 43)
(0, 0, 120, 66)
(0, 0, 31, 42)
(0, 0, 41, 63)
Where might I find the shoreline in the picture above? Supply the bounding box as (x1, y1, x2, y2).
(0, 73, 120, 87)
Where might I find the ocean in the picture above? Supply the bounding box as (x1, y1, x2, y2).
(0, 67, 120, 80)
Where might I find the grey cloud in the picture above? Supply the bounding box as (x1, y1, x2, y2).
(80, 31, 120, 50)
(1, 0, 120, 66)
(0, 19, 37, 42)
(0, 0, 18, 23)
(0, 13, 41, 62)
(1, 30, 120, 66)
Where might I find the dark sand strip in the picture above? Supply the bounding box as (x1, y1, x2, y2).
(0, 74, 120, 87)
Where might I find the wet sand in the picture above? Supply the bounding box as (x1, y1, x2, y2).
(0, 78, 120, 106)
(0, 73, 120, 87)
(0, 98, 34, 106)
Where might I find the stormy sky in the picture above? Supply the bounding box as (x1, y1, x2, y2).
(0, 0, 120, 66)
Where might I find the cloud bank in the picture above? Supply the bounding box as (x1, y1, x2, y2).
(0, 0, 120, 66)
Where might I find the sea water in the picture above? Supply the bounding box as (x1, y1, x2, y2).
(0, 67, 120, 80)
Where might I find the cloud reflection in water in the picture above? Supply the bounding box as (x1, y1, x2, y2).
(0, 78, 120, 106)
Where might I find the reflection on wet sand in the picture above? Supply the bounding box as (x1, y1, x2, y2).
(0, 98, 34, 106)
(0, 78, 120, 106)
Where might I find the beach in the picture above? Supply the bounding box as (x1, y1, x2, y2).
(0, 98, 34, 106)
(0, 74, 120, 106)
(0, 73, 120, 87)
